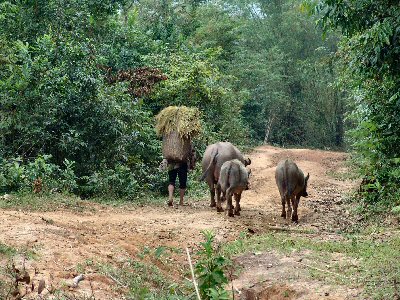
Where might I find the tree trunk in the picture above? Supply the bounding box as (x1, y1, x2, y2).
(334, 92, 344, 147)
(264, 114, 275, 144)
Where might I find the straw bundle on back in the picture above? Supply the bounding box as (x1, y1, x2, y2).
(156, 106, 201, 162)
(155, 106, 201, 139)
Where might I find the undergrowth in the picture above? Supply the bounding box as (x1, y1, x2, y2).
(0, 163, 208, 211)
(195, 231, 231, 300)
(0, 192, 88, 212)
(224, 230, 400, 300)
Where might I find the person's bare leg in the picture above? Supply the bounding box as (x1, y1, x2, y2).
(179, 188, 186, 205)
(168, 184, 174, 206)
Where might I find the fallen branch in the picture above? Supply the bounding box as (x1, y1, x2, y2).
(107, 273, 128, 288)
(186, 247, 201, 300)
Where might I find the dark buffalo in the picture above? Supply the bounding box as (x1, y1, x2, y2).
(201, 142, 251, 210)
(275, 159, 309, 223)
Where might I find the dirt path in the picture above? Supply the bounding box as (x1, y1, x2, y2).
(0, 145, 359, 299)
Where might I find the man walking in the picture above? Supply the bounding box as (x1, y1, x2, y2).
(162, 147, 196, 207)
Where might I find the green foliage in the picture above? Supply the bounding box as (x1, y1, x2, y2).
(391, 205, 400, 216)
(317, 0, 400, 211)
(0, 193, 93, 212)
(79, 162, 166, 199)
(0, 0, 162, 198)
(201, 0, 344, 148)
(0, 242, 16, 257)
(98, 253, 191, 299)
(195, 231, 230, 300)
(0, 0, 343, 200)
(0, 155, 77, 193)
(144, 48, 249, 147)
(134, 0, 200, 46)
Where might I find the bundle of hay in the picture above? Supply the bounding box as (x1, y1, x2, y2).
(156, 106, 201, 162)
(155, 106, 201, 139)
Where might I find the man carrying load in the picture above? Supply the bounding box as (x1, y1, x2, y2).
(155, 106, 201, 207)
(166, 144, 196, 206)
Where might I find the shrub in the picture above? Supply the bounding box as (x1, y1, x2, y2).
(0, 155, 77, 194)
(195, 231, 231, 300)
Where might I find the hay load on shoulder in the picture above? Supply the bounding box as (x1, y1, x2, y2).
(155, 106, 201, 162)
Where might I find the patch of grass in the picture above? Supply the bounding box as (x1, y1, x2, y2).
(0, 192, 88, 212)
(326, 169, 357, 181)
(283, 289, 290, 297)
(76, 244, 192, 299)
(98, 258, 192, 299)
(75, 258, 95, 274)
(0, 242, 37, 260)
(325, 158, 359, 182)
(51, 294, 96, 300)
(22, 249, 39, 261)
(0, 243, 17, 259)
(90, 193, 179, 207)
(224, 231, 400, 300)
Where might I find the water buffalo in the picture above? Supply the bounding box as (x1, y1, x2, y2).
(217, 159, 250, 217)
(275, 159, 309, 223)
(201, 142, 251, 210)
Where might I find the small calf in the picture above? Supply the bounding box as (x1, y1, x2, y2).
(275, 159, 309, 223)
(217, 159, 250, 217)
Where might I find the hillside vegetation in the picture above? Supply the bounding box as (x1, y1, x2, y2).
(0, 0, 399, 212)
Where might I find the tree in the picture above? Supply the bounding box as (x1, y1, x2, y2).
(316, 0, 400, 209)
(0, 0, 161, 196)
(222, 0, 343, 147)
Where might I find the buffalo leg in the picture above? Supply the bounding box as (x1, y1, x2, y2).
(286, 197, 292, 220)
(234, 193, 241, 216)
(236, 193, 242, 211)
(292, 195, 300, 223)
(208, 181, 217, 207)
(281, 197, 286, 218)
(221, 191, 226, 203)
(220, 189, 226, 202)
(221, 194, 226, 202)
(210, 186, 217, 207)
(216, 184, 224, 212)
(226, 189, 234, 217)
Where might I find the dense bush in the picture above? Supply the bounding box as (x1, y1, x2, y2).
(316, 0, 400, 211)
(1, 1, 154, 197)
(0, 155, 77, 194)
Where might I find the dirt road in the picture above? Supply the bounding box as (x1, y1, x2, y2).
(0, 145, 359, 299)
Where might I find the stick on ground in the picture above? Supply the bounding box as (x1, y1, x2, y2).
(186, 247, 201, 300)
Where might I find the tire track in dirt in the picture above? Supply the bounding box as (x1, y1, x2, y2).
(0, 145, 358, 299)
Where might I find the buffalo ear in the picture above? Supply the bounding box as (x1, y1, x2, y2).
(305, 173, 310, 181)
(248, 169, 252, 177)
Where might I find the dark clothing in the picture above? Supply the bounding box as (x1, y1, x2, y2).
(168, 162, 188, 189)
